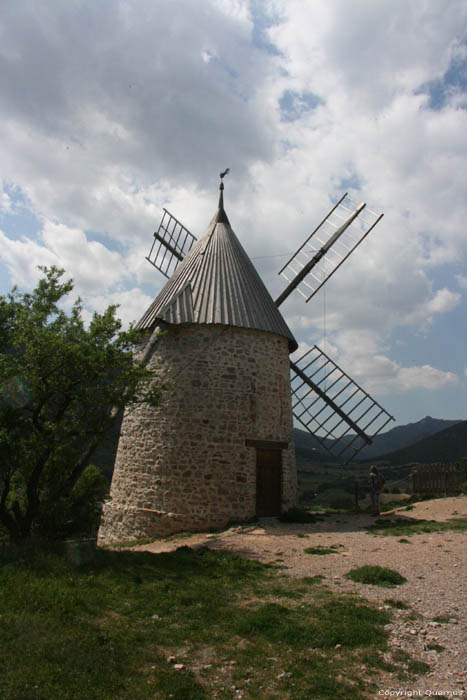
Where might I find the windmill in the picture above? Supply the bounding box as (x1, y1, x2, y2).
(98, 174, 394, 545)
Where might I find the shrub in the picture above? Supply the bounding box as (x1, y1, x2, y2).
(345, 565, 407, 588)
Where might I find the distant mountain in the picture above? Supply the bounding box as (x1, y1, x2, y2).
(294, 416, 465, 464)
(357, 416, 463, 459)
(368, 420, 467, 466)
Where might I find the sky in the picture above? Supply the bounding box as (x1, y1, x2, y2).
(0, 0, 466, 430)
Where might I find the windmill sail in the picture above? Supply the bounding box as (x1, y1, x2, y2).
(290, 346, 394, 461)
(276, 193, 383, 306)
(146, 209, 197, 279)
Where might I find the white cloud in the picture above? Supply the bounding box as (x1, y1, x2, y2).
(426, 288, 461, 315)
(0, 220, 128, 304)
(85, 288, 154, 329)
(268, 0, 464, 111)
(0, 189, 12, 214)
(369, 362, 459, 396)
(309, 327, 460, 397)
(0, 229, 58, 290)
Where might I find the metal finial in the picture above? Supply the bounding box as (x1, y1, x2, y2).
(219, 168, 230, 190)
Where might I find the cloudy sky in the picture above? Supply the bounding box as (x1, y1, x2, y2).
(1, 0, 466, 429)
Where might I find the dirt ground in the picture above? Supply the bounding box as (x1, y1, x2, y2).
(134, 496, 467, 696)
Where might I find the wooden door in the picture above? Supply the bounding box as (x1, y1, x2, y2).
(256, 449, 282, 517)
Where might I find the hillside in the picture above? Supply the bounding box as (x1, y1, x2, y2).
(294, 418, 467, 508)
(356, 416, 462, 459)
(369, 420, 467, 466)
(294, 416, 464, 464)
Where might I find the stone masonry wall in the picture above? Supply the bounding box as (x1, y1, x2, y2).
(98, 323, 296, 544)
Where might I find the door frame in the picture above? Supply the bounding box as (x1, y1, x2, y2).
(246, 439, 288, 517)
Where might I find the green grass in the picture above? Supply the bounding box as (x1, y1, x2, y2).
(367, 516, 467, 537)
(0, 541, 421, 700)
(345, 565, 407, 588)
(406, 659, 431, 675)
(391, 650, 431, 680)
(304, 544, 343, 555)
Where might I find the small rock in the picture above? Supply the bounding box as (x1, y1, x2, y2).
(410, 629, 417, 635)
(167, 656, 176, 663)
(174, 664, 184, 671)
(335, 643, 342, 649)
(428, 621, 440, 627)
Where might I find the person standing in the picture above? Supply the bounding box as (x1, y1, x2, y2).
(369, 465, 383, 516)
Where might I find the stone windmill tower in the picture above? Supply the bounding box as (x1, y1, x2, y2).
(98, 175, 393, 544)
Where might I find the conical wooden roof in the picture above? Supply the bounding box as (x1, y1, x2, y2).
(136, 197, 297, 352)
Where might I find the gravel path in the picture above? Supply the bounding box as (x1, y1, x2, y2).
(135, 496, 467, 697)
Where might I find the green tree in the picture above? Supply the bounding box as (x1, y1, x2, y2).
(0, 267, 164, 540)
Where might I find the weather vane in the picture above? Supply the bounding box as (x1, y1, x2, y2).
(219, 168, 230, 189)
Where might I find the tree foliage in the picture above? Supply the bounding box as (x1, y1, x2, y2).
(0, 267, 163, 540)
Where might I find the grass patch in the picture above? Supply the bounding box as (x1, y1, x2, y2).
(359, 650, 396, 672)
(380, 501, 410, 513)
(367, 516, 467, 537)
(304, 544, 343, 555)
(0, 540, 418, 700)
(302, 575, 325, 584)
(407, 659, 430, 675)
(345, 565, 407, 588)
(392, 649, 430, 679)
(384, 599, 410, 610)
(426, 643, 445, 652)
(234, 597, 390, 650)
